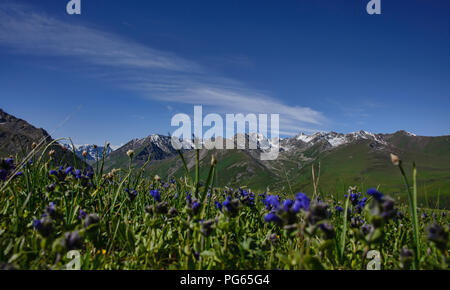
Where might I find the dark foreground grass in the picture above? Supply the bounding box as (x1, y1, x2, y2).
(0, 148, 448, 270)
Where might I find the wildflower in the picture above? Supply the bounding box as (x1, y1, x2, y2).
(125, 188, 138, 201)
(269, 233, 279, 245)
(186, 192, 192, 204)
(145, 205, 154, 215)
(0, 158, 17, 181)
(44, 202, 58, 219)
(150, 189, 161, 202)
(0, 169, 7, 181)
(335, 206, 343, 212)
(74, 169, 82, 179)
(346, 192, 361, 206)
(82, 151, 88, 158)
(200, 219, 215, 236)
(65, 166, 74, 175)
(223, 197, 240, 217)
(318, 223, 335, 240)
(399, 247, 414, 269)
(283, 199, 294, 212)
(240, 191, 255, 207)
(192, 250, 200, 260)
(380, 196, 397, 220)
(78, 209, 87, 220)
(154, 175, 161, 181)
(264, 212, 282, 225)
(33, 217, 53, 237)
(367, 188, 383, 202)
(264, 195, 280, 211)
(350, 216, 365, 228)
(292, 193, 310, 213)
(126, 150, 134, 158)
(421, 212, 428, 220)
(390, 153, 401, 166)
(394, 210, 404, 222)
(46, 183, 56, 192)
(168, 207, 178, 217)
(306, 202, 329, 225)
(191, 201, 201, 213)
(361, 224, 375, 236)
(85, 214, 100, 228)
(62, 231, 83, 251)
(155, 202, 168, 214)
(215, 201, 223, 212)
(359, 197, 367, 208)
(426, 223, 448, 250)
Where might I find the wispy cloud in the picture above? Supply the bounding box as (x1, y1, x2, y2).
(0, 1, 326, 136)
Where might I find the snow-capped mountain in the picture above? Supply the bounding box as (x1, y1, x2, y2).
(62, 144, 114, 163)
(280, 130, 390, 152)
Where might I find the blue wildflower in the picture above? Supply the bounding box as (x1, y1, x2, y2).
(0, 169, 8, 181)
(264, 195, 280, 211)
(295, 193, 310, 211)
(74, 169, 82, 179)
(78, 209, 87, 220)
(150, 189, 161, 202)
(264, 212, 282, 224)
(283, 199, 294, 211)
(367, 188, 383, 202)
(126, 188, 138, 201)
(186, 192, 192, 204)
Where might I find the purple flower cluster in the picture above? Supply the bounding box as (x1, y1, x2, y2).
(150, 189, 161, 202)
(125, 188, 138, 201)
(263, 193, 311, 226)
(49, 166, 94, 183)
(0, 158, 22, 181)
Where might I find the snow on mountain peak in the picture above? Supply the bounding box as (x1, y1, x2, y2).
(293, 130, 387, 148)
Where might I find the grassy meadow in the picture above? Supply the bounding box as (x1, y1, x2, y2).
(0, 142, 448, 270)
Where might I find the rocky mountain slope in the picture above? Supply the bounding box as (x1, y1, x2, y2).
(0, 109, 83, 166)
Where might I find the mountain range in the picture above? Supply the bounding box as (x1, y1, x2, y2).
(1, 108, 449, 206)
(101, 129, 450, 206)
(62, 144, 113, 164)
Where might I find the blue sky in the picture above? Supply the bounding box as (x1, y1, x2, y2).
(0, 0, 449, 147)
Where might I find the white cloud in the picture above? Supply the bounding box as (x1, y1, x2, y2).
(0, 2, 326, 136)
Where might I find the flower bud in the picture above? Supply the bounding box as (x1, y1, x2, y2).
(390, 153, 401, 166)
(126, 150, 134, 158)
